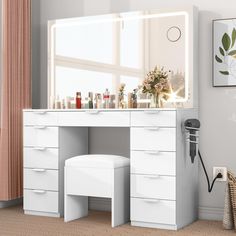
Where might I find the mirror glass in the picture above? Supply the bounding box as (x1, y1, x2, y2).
(48, 9, 193, 108)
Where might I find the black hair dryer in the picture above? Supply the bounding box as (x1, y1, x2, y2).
(184, 119, 200, 163)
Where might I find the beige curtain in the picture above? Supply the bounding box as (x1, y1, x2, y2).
(0, 0, 31, 200)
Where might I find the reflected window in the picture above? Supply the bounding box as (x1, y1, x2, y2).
(55, 66, 113, 99)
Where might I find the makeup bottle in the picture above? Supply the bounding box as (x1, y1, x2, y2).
(76, 92, 82, 109)
(88, 92, 93, 109)
(132, 89, 138, 109)
(95, 93, 102, 109)
(109, 95, 116, 109)
(85, 97, 90, 109)
(55, 95, 61, 109)
(103, 88, 110, 109)
(66, 97, 72, 109)
(128, 93, 133, 109)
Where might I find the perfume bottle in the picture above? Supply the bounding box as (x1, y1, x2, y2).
(103, 88, 110, 109)
(76, 92, 82, 109)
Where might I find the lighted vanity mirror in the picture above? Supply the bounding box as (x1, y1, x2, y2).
(48, 7, 198, 109)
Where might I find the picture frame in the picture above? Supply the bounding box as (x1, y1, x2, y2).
(213, 18, 236, 87)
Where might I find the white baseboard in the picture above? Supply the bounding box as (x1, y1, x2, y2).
(198, 206, 224, 221)
(89, 197, 111, 212)
(0, 198, 22, 209)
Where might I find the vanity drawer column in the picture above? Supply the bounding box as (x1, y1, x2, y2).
(23, 111, 60, 217)
(130, 110, 177, 228)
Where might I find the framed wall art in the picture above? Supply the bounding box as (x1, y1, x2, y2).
(213, 18, 236, 87)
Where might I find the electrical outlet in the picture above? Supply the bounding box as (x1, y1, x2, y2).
(213, 167, 227, 182)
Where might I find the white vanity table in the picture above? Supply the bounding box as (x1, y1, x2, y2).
(23, 108, 198, 230)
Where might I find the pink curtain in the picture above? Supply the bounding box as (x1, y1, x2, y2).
(0, 0, 32, 200)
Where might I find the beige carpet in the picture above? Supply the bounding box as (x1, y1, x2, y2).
(0, 206, 235, 236)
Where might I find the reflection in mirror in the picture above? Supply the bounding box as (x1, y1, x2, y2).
(48, 8, 197, 109)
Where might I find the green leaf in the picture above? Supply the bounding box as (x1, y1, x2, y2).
(215, 55, 223, 63)
(219, 47, 225, 56)
(231, 28, 236, 48)
(228, 50, 236, 56)
(219, 71, 229, 75)
(222, 33, 231, 51)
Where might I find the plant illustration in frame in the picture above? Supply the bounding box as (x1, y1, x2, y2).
(213, 19, 236, 86)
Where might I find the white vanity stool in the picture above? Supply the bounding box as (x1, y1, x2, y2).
(64, 154, 130, 227)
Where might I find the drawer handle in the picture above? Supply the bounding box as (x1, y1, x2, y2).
(34, 125, 47, 129)
(34, 111, 47, 115)
(33, 147, 47, 151)
(144, 199, 160, 203)
(144, 151, 161, 155)
(144, 175, 161, 179)
(144, 110, 160, 114)
(145, 127, 160, 131)
(32, 168, 47, 172)
(85, 110, 100, 114)
(33, 190, 46, 194)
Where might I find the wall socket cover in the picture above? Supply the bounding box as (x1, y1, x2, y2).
(213, 167, 227, 182)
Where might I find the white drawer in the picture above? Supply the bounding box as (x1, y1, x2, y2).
(24, 148, 58, 169)
(23, 111, 58, 126)
(24, 189, 58, 213)
(65, 167, 112, 198)
(24, 126, 58, 147)
(24, 169, 58, 191)
(131, 197, 176, 225)
(131, 111, 176, 127)
(131, 128, 176, 151)
(131, 151, 176, 175)
(58, 111, 130, 127)
(131, 174, 176, 200)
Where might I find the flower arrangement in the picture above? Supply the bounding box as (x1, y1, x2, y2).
(142, 66, 171, 95)
(141, 66, 171, 107)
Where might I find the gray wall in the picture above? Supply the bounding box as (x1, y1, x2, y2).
(32, 0, 236, 220)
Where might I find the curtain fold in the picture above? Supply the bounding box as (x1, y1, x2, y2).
(0, 0, 32, 200)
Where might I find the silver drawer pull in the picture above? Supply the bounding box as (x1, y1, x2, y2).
(33, 147, 47, 151)
(34, 125, 47, 129)
(32, 168, 46, 172)
(144, 175, 161, 179)
(85, 110, 100, 114)
(33, 190, 46, 194)
(144, 110, 160, 114)
(34, 111, 47, 115)
(145, 127, 160, 131)
(145, 151, 160, 155)
(144, 199, 160, 203)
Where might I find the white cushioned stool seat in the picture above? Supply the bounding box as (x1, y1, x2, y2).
(65, 154, 130, 168)
(64, 154, 130, 227)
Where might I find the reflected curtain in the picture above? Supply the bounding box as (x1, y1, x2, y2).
(0, 0, 31, 200)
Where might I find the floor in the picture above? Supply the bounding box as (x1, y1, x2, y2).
(0, 206, 235, 236)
